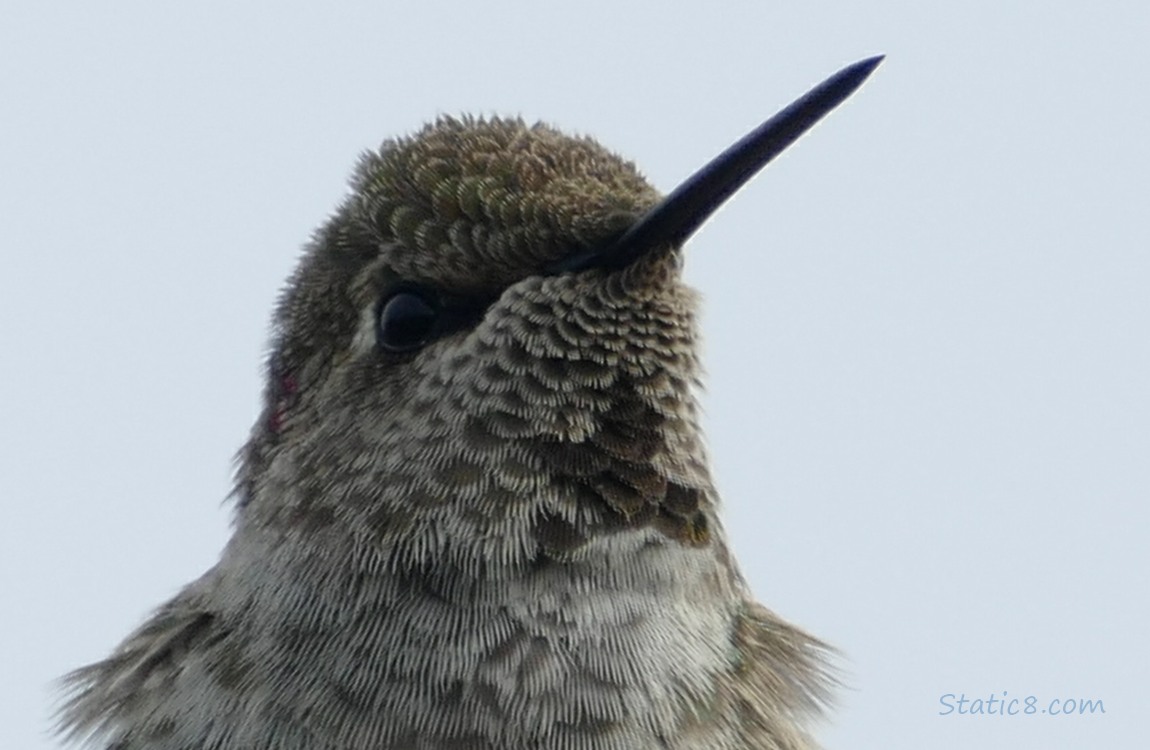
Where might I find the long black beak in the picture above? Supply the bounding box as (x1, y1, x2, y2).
(550, 55, 884, 274)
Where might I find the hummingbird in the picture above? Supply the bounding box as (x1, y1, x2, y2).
(58, 57, 882, 750)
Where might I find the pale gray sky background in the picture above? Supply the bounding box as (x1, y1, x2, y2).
(3, 2, 1147, 749)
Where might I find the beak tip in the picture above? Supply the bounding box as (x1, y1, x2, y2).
(848, 54, 886, 85)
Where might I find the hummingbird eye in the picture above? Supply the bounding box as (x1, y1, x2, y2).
(376, 288, 440, 353)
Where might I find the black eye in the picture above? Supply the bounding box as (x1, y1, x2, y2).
(377, 289, 439, 352)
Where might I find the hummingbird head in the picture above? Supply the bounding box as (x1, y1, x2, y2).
(236, 57, 883, 578)
(240, 116, 709, 571)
